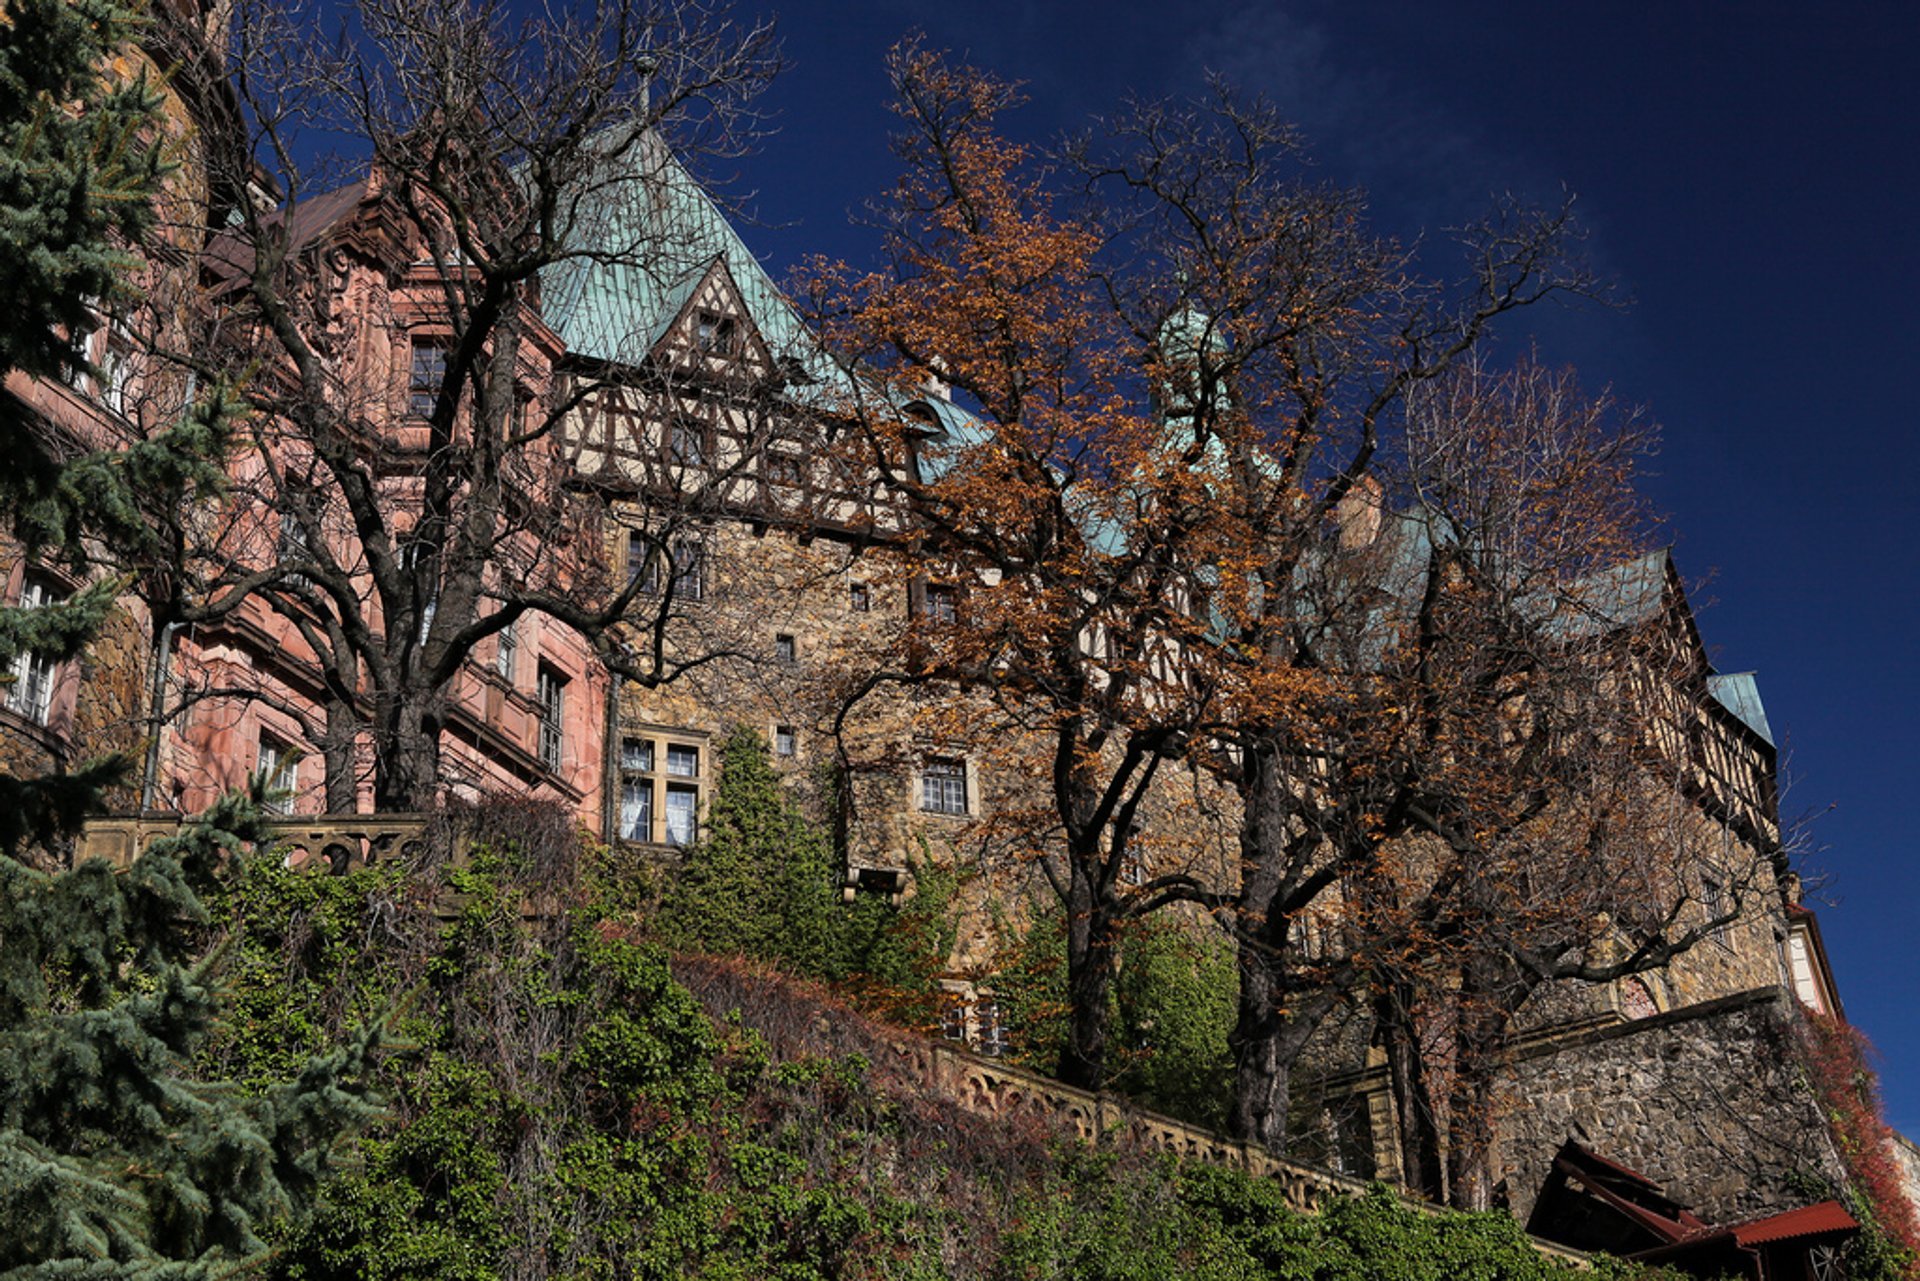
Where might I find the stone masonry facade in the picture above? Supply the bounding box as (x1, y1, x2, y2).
(1500, 989, 1847, 1226)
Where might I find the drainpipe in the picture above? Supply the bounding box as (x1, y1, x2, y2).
(139, 619, 179, 812)
(139, 369, 201, 813)
(601, 674, 621, 842)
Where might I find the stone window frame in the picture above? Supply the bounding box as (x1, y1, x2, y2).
(921, 582, 959, 624)
(536, 663, 567, 773)
(407, 337, 447, 419)
(617, 728, 710, 847)
(1701, 874, 1734, 951)
(255, 729, 298, 815)
(4, 572, 64, 725)
(919, 756, 969, 816)
(494, 615, 518, 684)
(671, 539, 705, 602)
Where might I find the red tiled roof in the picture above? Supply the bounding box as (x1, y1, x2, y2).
(1634, 1200, 1858, 1265)
(1722, 1200, 1858, 1247)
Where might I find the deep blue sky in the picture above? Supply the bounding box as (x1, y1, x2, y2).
(717, 0, 1920, 1129)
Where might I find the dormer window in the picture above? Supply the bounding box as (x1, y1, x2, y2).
(695, 311, 736, 355)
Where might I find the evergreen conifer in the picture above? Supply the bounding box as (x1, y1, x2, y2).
(0, 795, 383, 1276)
(658, 727, 852, 978)
(0, 0, 235, 851)
(0, 3, 377, 1271)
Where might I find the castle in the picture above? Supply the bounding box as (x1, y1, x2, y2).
(0, 7, 1890, 1274)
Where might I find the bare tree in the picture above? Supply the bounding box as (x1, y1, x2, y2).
(801, 43, 1232, 1089)
(1064, 87, 1602, 1159)
(1334, 356, 1783, 1209)
(139, 0, 783, 809)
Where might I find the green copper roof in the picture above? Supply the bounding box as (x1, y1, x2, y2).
(538, 129, 816, 371)
(1708, 671, 1775, 747)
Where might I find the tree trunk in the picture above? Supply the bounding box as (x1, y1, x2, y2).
(1376, 983, 1445, 1201)
(323, 697, 358, 813)
(373, 690, 441, 811)
(1229, 947, 1292, 1152)
(1446, 1059, 1497, 1211)
(1058, 869, 1116, 1090)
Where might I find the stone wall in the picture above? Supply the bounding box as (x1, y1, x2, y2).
(1498, 987, 1845, 1226)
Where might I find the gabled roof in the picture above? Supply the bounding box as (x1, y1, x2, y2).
(1545, 1140, 1711, 1245)
(1528, 1140, 1857, 1272)
(536, 129, 822, 376)
(203, 179, 375, 288)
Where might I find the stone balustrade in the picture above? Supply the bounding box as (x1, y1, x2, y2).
(876, 1035, 1590, 1264)
(889, 1038, 1370, 1213)
(78, 812, 432, 872)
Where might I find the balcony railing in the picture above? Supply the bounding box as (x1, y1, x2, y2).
(79, 813, 432, 873)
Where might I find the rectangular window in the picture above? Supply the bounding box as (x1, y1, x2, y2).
(6, 577, 59, 726)
(767, 452, 804, 487)
(256, 731, 296, 815)
(939, 996, 968, 1042)
(671, 540, 704, 601)
(279, 515, 313, 591)
(668, 418, 706, 467)
(101, 318, 136, 418)
(974, 999, 1008, 1058)
(1702, 876, 1733, 949)
(626, 531, 649, 589)
(408, 340, 447, 418)
(620, 734, 704, 845)
(922, 582, 958, 624)
(695, 311, 736, 354)
(920, 757, 967, 816)
(666, 743, 699, 778)
(665, 783, 698, 846)
(774, 633, 796, 664)
(774, 725, 797, 758)
(537, 666, 566, 772)
(620, 779, 653, 843)
(849, 581, 871, 613)
(495, 617, 517, 682)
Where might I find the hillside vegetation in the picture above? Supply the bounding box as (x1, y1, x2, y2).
(180, 787, 1683, 1281)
